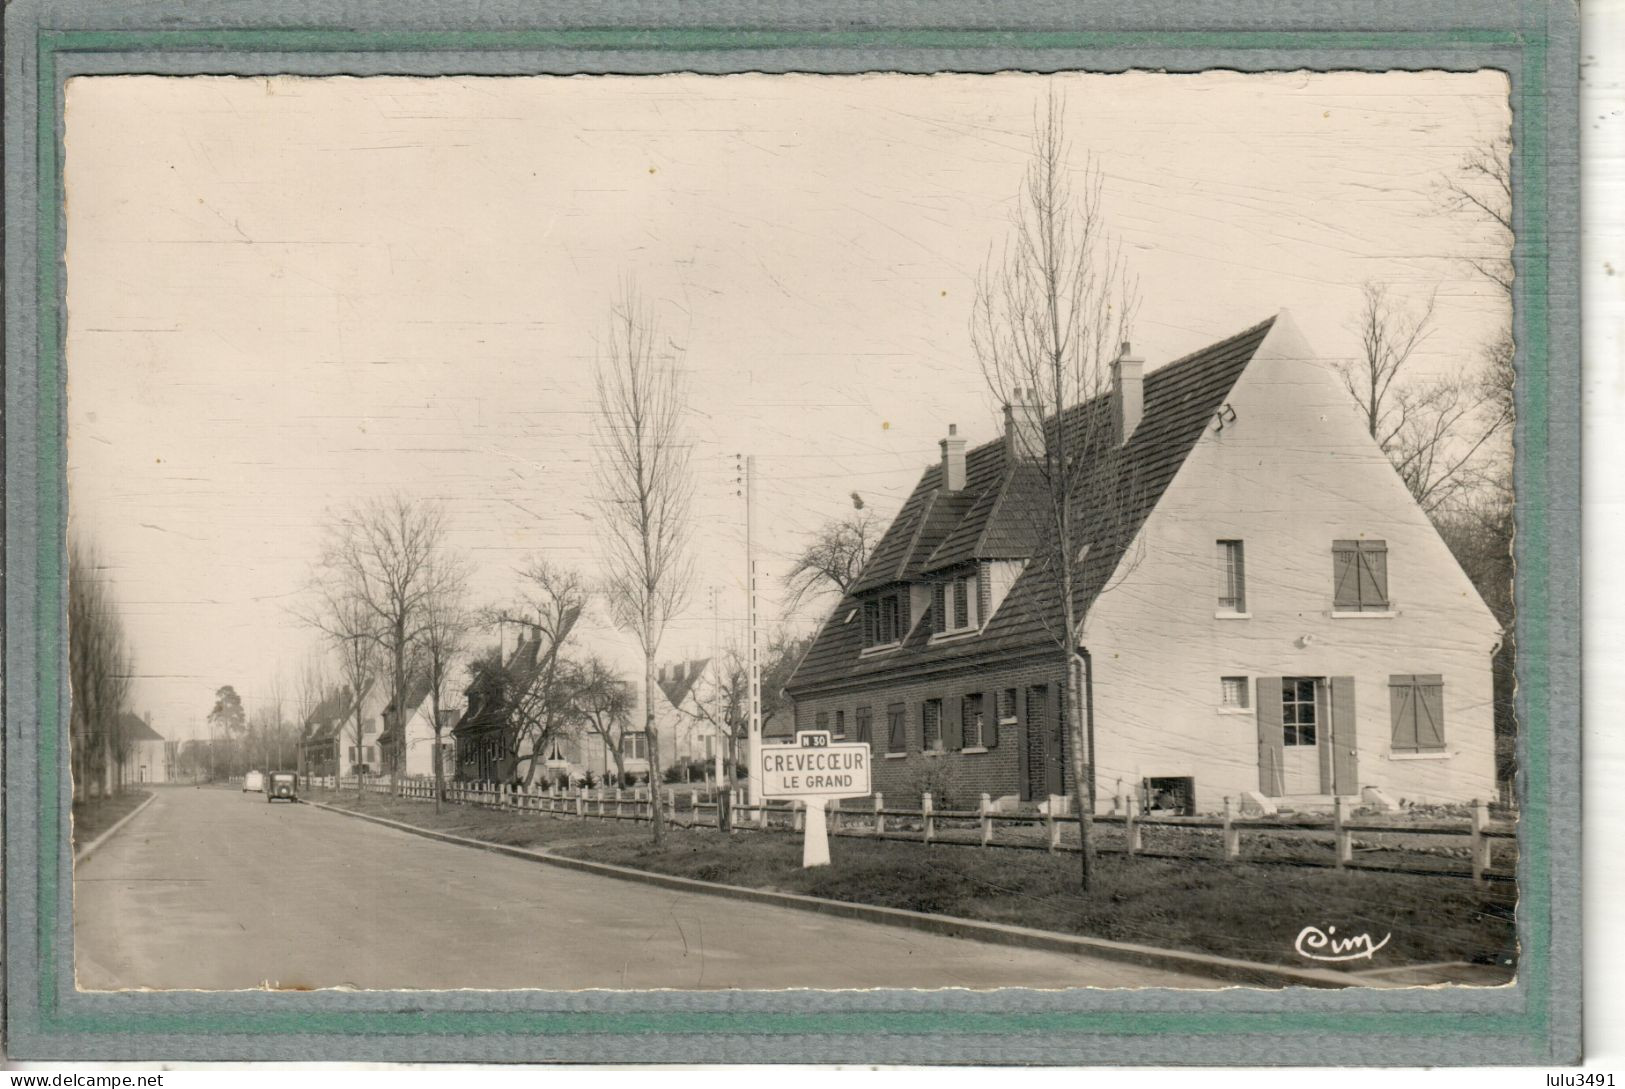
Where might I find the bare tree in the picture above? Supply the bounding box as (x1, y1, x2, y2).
(1337, 282, 1509, 514)
(483, 559, 587, 787)
(783, 505, 882, 613)
(417, 564, 472, 813)
(302, 587, 380, 794)
(293, 654, 330, 783)
(1440, 134, 1513, 298)
(1339, 282, 1439, 448)
(1436, 133, 1516, 787)
(591, 284, 696, 846)
(315, 495, 461, 788)
(969, 89, 1142, 891)
(680, 627, 811, 784)
(69, 538, 135, 801)
(573, 655, 635, 786)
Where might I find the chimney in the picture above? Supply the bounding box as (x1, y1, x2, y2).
(939, 423, 967, 492)
(1003, 387, 1044, 461)
(1112, 342, 1145, 444)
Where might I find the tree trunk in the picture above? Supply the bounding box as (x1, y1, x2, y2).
(354, 711, 366, 796)
(390, 618, 406, 792)
(1066, 652, 1094, 891)
(645, 647, 665, 845)
(431, 693, 444, 815)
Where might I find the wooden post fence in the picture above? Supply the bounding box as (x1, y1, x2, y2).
(1334, 796, 1353, 868)
(1471, 798, 1491, 887)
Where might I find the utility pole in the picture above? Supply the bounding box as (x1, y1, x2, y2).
(745, 454, 762, 811)
(709, 586, 724, 791)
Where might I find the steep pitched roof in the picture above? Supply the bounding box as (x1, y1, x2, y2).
(117, 712, 164, 742)
(379, 671, 436, 745)
(656, 658, 711, 711)
(788, 317, 1275, 694)
(455, 634, 544, 734)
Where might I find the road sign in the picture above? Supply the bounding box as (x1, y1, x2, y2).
(760, 731, 872, 867)
(759, 731, 872, 799)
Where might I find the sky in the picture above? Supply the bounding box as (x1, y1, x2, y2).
(61, 70, 1512, 741)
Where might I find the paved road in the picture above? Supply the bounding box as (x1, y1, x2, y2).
(75, 787, 1219, 991)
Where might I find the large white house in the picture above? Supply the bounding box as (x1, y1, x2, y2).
(785, 312, 1500, 812)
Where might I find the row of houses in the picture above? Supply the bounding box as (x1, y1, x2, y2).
(294, 312, 1497, 811)
(295, 641, 729, 786)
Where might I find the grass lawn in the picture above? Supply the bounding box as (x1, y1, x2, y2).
(305, 788, 1516, 976)
(71, 789, 151, 851)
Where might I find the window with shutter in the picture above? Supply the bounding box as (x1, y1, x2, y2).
(1389, 674, 1445, 752)
(932, 583, 946, 634)
(833, 709, 846, 739)
(998, 688, 1018, 722)
(862, 599, 879, 645)
(1358, 541, 1389, 608)
(962, 693, 985, 748)
(855, 706, 872, 744)
(1334, 539, 1390, 610)
(886, 703, 906, 754)
(922, 699, 943, 752)
(954, 577, 970, 628)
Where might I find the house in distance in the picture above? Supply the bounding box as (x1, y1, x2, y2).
(784, 312, 1500, 814)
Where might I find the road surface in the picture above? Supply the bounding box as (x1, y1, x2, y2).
(74, 787, 1219, 991)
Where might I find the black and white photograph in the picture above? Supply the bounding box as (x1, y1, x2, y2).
(64, 69, 1519, 994)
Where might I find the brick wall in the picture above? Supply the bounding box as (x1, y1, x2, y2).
(791, 657, 1068, 808)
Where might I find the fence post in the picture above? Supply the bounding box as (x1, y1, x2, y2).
(575, 790, 584, 819)
(921, 792, 934, 844)
(1334, 795, 1353, 868)
(793, 801, 805, 833)
(874, 792, 885, 837)
(1472, 798, 1491, 887)
(1223, 796, 1241, 860)
(980, 793, 993, 847)
(1045, 795, 1060, 853)
(1125, 800, 1140, 856)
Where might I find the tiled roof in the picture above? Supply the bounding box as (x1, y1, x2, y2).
(379, 672, 436, 745)
(302, 683, 369, 744)
(656, 658, 711, 710)
(117, 712, 164, 742)
(788, 317, 1275, 694)
(454, 634, 544, 734)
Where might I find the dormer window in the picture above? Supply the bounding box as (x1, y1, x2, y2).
(861, 589, 910, 649)
(931, 571, 979, 636)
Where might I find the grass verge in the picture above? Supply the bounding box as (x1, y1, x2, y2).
(71, 789, 151, 851)
(305, 788, 1516, 976)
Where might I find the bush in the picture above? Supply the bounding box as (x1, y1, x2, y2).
(663, 757, 713, 784)
(897, 753, 962, 811)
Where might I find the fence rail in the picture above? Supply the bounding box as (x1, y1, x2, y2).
(291, 774, 1516, 885)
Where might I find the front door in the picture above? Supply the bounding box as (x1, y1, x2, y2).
(1023, 685, 1064, 800)
(1281, 677, 1323, 794)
